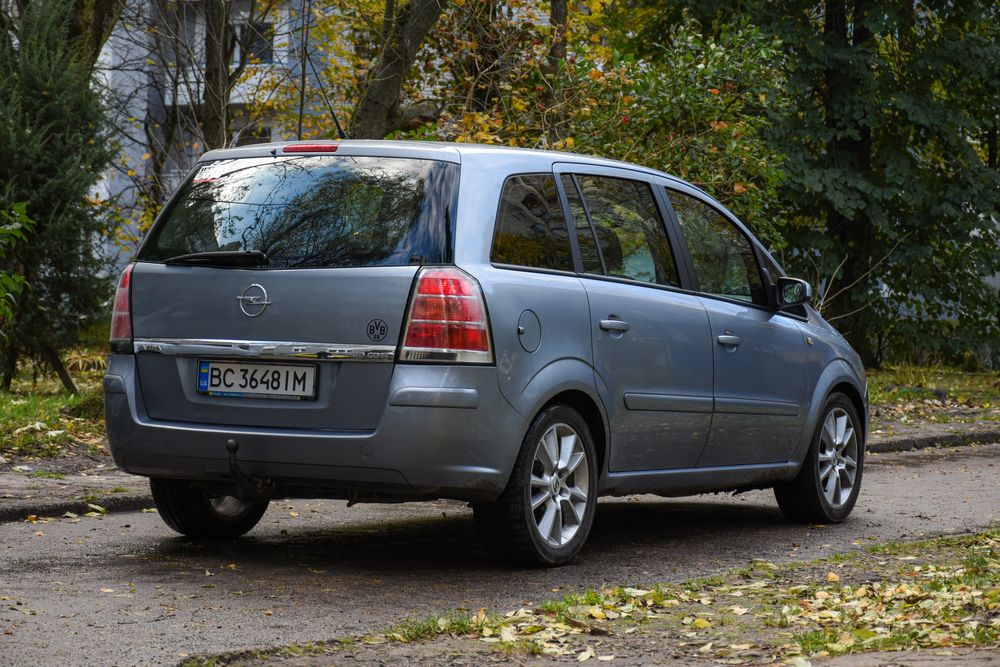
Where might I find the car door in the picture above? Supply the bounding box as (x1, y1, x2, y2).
(554, 164, 714, 471)
(663, 186, 808, 467)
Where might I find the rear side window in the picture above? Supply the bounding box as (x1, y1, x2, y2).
(138, 156, 458, 268)
(574, 175, 680, 286)
(560, 175, 602, 274)
(667, 189, 767, 305)
(491, 174, 572, 271)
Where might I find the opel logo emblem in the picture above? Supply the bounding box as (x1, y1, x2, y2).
(237, 284, 271, 317)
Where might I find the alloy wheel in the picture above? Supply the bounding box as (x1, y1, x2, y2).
(529, 422, 590, 547)
(817, 407, 858, 508)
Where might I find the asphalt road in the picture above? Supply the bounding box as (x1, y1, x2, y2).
(2, 444, 999, 666)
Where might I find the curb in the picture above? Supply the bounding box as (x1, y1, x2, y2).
(866, 427, 1000, 454)
(0, 492, 152, 523)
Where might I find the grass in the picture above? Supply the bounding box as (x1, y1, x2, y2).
(186, 528, 1000, 666)
(29, 470, 65, 479)
(0, 353, 106, 459)
(868, 364, 1000, 408)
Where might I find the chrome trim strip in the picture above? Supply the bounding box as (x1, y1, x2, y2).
(133, 338, 396, 362)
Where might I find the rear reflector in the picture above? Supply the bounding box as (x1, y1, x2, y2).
(109, 263, 134, 353)
(400, 268, 493, 364)
(282, 143, 339, 153)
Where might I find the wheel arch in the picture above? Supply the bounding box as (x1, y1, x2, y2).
(508, 358, 609, 481)
(790, 359, 868, 468)
(538, 389, 608, 479)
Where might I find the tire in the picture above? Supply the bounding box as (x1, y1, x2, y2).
(149, 478, 269, 539)
(474, 404, 598, 566)
(774, 393, 864, 523)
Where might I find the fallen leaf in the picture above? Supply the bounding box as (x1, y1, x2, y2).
(826, 572, 840, 582)
(578, 646, 595, 661)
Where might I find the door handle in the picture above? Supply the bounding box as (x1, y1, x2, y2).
(717, 334, 741, 347)
(599, 319, 630, 333)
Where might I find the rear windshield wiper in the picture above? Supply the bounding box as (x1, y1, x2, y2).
(163, 250, 268, 267)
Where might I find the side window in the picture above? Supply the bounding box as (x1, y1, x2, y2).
(491, 174, 573, 272)
(667, 189, 767, 305)
(575, 176, 680, 286)
(560, 175, 602, 274)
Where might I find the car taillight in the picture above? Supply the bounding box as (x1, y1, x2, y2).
(400, 267, 493, 364)
(109, 263, 134, 353)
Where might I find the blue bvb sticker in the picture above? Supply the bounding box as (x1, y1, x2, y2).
(198, 361, 210, 391)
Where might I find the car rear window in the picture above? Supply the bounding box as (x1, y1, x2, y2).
(138, 155, 458, 268)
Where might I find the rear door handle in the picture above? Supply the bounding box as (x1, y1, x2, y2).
(717, 334, 741, 347)
(599, 319, 630, 332)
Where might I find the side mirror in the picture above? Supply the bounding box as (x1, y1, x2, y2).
(775, 277, 812, 310)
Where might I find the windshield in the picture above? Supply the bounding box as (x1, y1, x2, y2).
(138, 155, 458, 269)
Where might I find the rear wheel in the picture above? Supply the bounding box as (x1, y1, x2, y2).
(150, 478, 269, 539)
(774, 393, 864, 523)
(474, 404, 597, 566)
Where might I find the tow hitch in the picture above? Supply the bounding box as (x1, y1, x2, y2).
(225, 439, 273, 500)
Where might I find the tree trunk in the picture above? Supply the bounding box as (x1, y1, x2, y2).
(1, 342, 18, 392)
(545, 0, 568, 143)
(40, 346, 77, 395)
(468, 0, 499, 112)
(67, 0, 124, 70)
(823, 0, 878, 366)
(987, 122, 997, 170)
(347, 0, 444, 139)
(201, 0, 231, 149)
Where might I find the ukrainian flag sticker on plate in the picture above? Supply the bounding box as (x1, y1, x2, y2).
(198, 361, 210, 392)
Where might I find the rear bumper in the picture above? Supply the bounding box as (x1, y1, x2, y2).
(104, 354, 528, 501)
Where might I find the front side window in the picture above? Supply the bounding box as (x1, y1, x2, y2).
(139, 156, 458, 268)
(574, 175, 679, 286)
(668, 189, 766, 305)
(491, 174, 572, 271)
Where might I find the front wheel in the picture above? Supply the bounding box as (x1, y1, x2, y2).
(774, 393, 864, 523)
(150, 478, 269, 539)
(474, 404, 598, 566)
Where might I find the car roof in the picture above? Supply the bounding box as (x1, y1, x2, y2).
(200, 139, 709, 197)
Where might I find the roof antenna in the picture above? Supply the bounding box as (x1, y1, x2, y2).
(297, 0, 349, 141)
(307, 49, 349, 139)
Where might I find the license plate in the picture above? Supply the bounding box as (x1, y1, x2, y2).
(197, 360, 317, 400)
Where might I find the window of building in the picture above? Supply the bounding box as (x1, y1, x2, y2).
(240, 21, 274, 63)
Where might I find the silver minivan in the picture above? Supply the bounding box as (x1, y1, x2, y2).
(104, 141, 867, 565)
